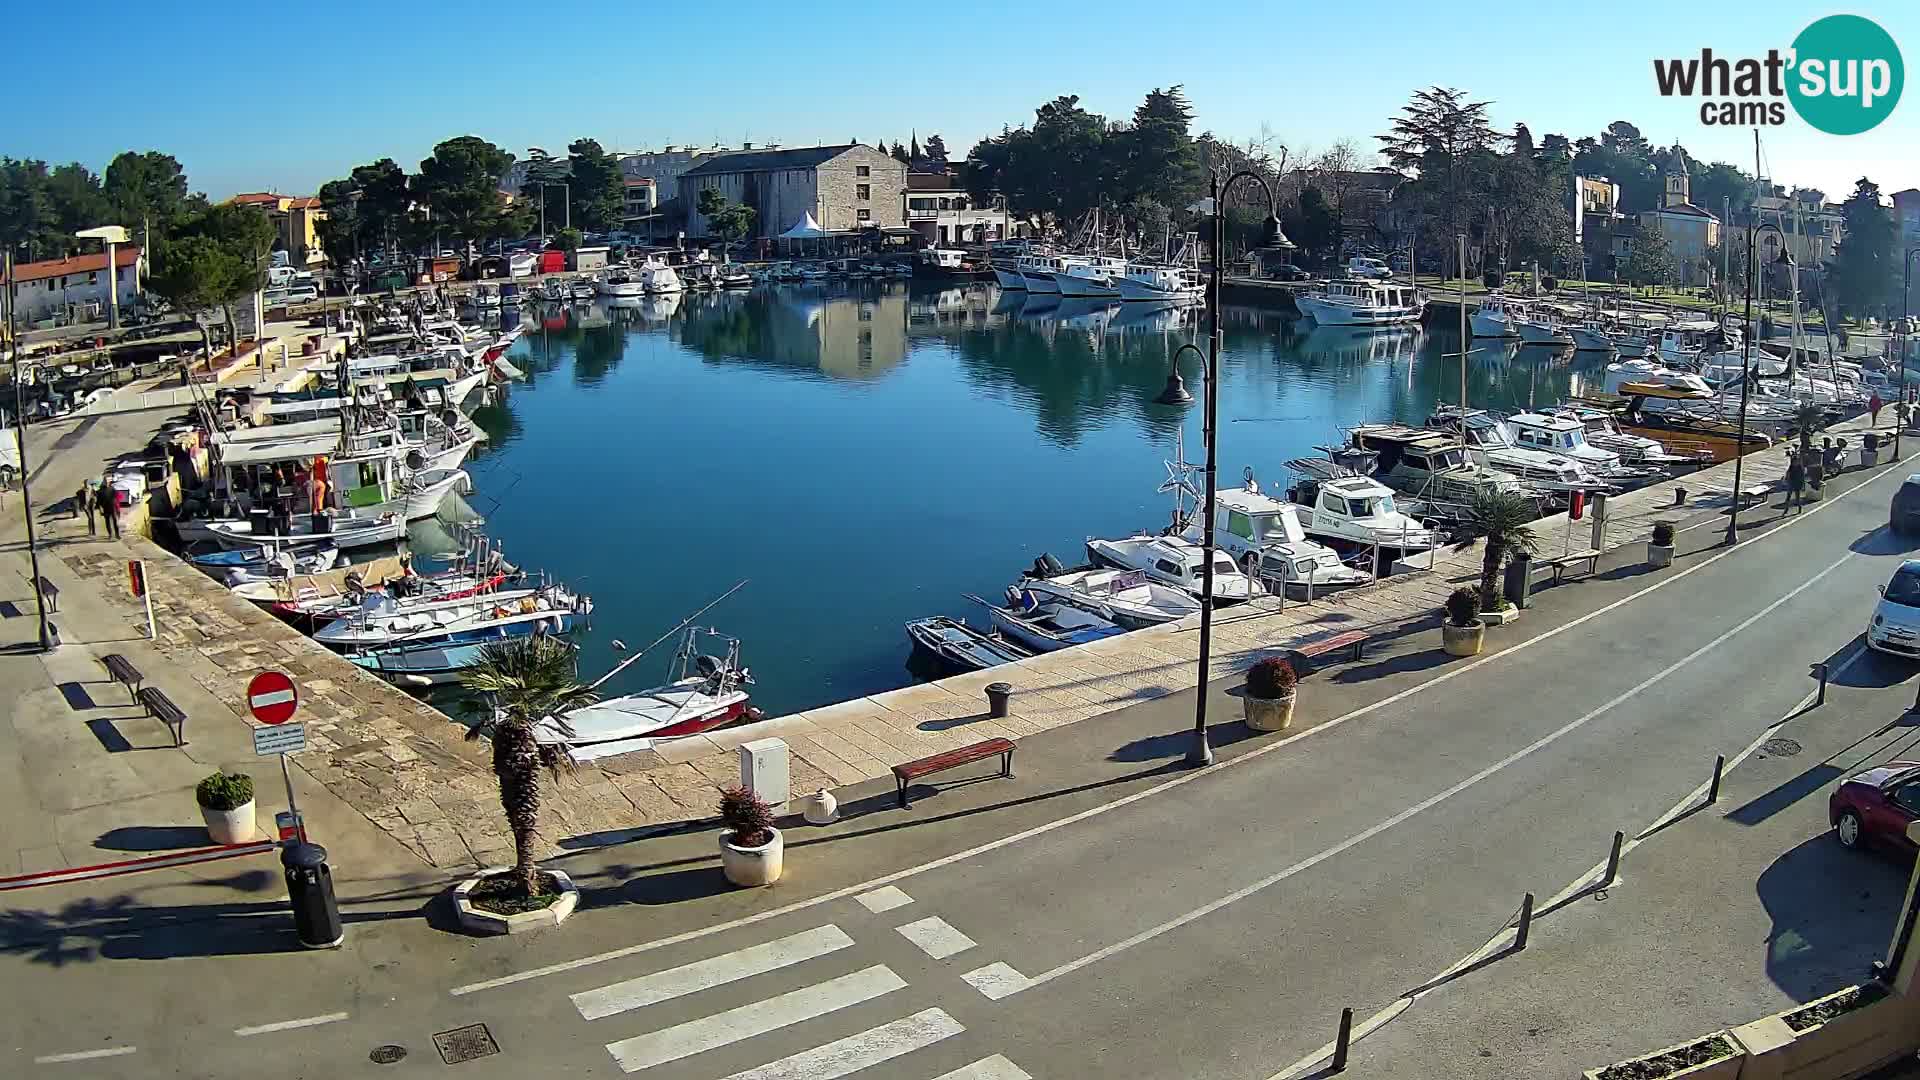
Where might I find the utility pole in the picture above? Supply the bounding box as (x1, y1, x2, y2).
(5, 255, 53, 651)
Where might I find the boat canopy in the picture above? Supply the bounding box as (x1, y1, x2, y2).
(218, 432, 340, 466)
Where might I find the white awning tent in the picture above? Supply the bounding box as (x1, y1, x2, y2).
(779, 213, 826, 239)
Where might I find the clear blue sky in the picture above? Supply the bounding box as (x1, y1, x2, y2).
(12, 1, 1916, 201)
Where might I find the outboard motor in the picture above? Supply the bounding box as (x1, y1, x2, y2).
(1036, 552, 1066, 577)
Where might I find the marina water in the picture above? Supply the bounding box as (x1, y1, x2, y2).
(466, 283, 1599, 717)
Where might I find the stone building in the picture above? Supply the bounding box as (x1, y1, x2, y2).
(2, 247, 143, 328)
(1632, 156, 1720, 284)
(678, 144, 906, 239)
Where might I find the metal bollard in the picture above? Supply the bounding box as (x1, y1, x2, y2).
(1600, 830, 1624, 889)
(1674, 486, 1687, 507)
(1813, 662, 1829, 707)
(1306, 564, 1316, 604)
(1707, 754, 1726, 805)
(1330, 1007, 1354, 1072)
(985, 682, 1013, 720)
(1515, 892, 1535, 951)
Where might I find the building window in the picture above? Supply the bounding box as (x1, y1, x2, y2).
(856, 165, 871, 178)
(857, 184, 870, 201)
(857, 209, 872, 222)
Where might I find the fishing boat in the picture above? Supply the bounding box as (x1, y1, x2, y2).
(1511, 305, 1574, 347)
(207, 510, 406, 551)
(1016, 555, 1202, 629)
(1084, 534, 1264, 604)
(539, 629, 755, 762)
(1282, 462, 1439, 559)
(979, 588, 1127, 652)
(1426, 406, 1612, 498)
(906, 616, 1033, 674)
(1470, 295, 1524, 338)
(1568, 319, 1616, 353)
(217, 546, 340, 586)
(1190, 479, 1374, 596)
(316, 581, 590, 650)
(1505, 410, 1665, 487)
(1294, 279, 1424, 327)
(1056, 255, 1128, 300)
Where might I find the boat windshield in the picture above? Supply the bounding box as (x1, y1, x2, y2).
(1887, 568, 1920, 608)
(1348, 493, 1395, 517)
(1251, 513, 1300, 544)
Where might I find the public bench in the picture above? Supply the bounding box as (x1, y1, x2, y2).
(135, 686, 187, 748)
(893, 737, 1016, 808)
(100, 653, 144, 702)
(35, 576, 58, 613)
(1535, 548, 1602, 585)
(1286, 630, 1370, 674)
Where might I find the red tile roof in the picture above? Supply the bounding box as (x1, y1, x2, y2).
(230, 192, 282, 206)
(285, 196, 322, 210)
(4, 247, 142, 284)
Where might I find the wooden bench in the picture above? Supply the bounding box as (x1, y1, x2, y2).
(136, 686, 187, 748)
(1536, 548, 1602, 584)
(1286, 630, 1370, 674)
(35, 576, 58, 613)
(100, 653, 144, 702)
(893, 737, 1016, 808)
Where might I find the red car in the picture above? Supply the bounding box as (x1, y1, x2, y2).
(1830, 762, 1920, 852)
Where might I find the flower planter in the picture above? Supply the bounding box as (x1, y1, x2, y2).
(1862, 448, 1880, 468)
(721, 827, 784, 887)
(1582, 1032, 1740, 1080)
(200, 799, 257, 844)
(1731, 983, 1916, 1079)
(1243, 692, 1296, 732)
(1647, 543, 1674, 569)
(1442, 621, 1485, 656)
(452, 868, 579, 935)
(1481, 606, 1519, 626)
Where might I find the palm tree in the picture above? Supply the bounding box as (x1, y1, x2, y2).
(459, 636, 597, 897)
(1794, 403, 1824, 453)
(1466, 489, 1542, 612)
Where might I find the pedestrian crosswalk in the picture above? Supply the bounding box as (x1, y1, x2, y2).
(569, 911, 1035, 1078)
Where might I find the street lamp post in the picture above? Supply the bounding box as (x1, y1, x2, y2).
(1900, 247, 1920, 460)
(3, 255, 53, 651)
(1155, 170, 1291, 767)
(1728, 222, 1791, 546)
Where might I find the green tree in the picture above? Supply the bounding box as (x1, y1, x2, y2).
(1466, 489, 1541, 613)
(412, 136, 516, 250)
(922, 133, 949, 167)
(1622, 221, 1678, 289)
(890, 141, 911, 164)
(103, 151, 189, 239)
(145, 233, 233, 355)
(1283, 186, 1338, 259)
(161, 203, 274, 345)
(1378, 87, 1503, 275)
(1828, 177, 1896, 317)
(552, 227, 582, 254)
(697, 188, 756, 244)
(314, 179, 361, 268)
(1113, 86, 1201, 213)
(458, 636, 598, 898)
(1691, 161, 1757, 222)
(566, 138, 624, 233)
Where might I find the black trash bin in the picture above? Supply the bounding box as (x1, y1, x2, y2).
(985, 682, 1014, 719)
(1504, 552, 1534, 610)
(282, 842, 344, 949)
(248, 507, 274, 536)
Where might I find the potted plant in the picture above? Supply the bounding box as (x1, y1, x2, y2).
(1442, 587, 1485, 657)
(1467, 489, 1540, 624)
(1648, 520, 1676, 569)
(1862, 431, 1881, 467)
(450, 635, 595, 933)
(1242, 656, 1297, 732)
(1805, 459, 1826, 501)
(719, 786, 783, 887)
(196, 771, 257, 844)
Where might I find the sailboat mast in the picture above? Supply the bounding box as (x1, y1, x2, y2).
(1457, 233, 1468, 411)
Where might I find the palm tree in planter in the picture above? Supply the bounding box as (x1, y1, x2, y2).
(1466, 489, 1541, 621)
(1242, 656, 1297, 732)
(459, 635, 598, 903)
(1442, 587, 1484, 656)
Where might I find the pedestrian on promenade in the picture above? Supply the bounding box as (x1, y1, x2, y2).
(1870, 392, 1884, 426)
(1822, 438, 1842, 476)
(1784, 454, 1807, 515)
(98, 481, 121, 538)
(75, 483, 95, 534)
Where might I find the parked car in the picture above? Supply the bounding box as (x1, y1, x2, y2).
(1867, 560, 1920, 657)
(1268, 263, 1312, 282)
(1346, 256, 1393, 280)
(1890, 475, 1920, 534)
(1830, 761, 1920, 852)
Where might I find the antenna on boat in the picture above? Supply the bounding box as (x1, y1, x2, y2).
(588, 578, 749, 691)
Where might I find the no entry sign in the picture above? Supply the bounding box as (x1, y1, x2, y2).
(247, 670, 299, 725)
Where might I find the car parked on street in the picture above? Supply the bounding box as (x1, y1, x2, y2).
(1867, 560, 1920, 657)
(1830, 761, 1920, 852)
(1890, 474, 1920, 534)
(1345, 256, 1393, 280)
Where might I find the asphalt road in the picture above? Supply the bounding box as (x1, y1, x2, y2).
(4, 455, 1918, 1079)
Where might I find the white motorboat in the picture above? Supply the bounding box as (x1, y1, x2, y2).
(981, 588, 1127, 652)
(640, 257, 684, 294)
(1427, 406, 1609, 496)
(568, 278, 596, 301)
(1341, 424, 1534, 509)
(208, 510, 405, 551)
(1506, 410, 1664, 487)
(1055, 256, 1128, 299)
(1017, 554, 1202, 629)
(218, 546, 340, 587)
(1281, 463, 1438, 557)
(235, 565, 514, 623)
(1190, 480, 1373, 596)
(1511, 306, 1574, 347)
(1295, 278, 1425, 327)
(1470, 295, 1524, 338)
(596, 270, 646, 298)
(539, 630, 755, 762)
(1084, 534, 1264, 604)
(1115, 264, 1203, 304)
(1540, 404, 1700, 469)
(315, 583, 589, 649)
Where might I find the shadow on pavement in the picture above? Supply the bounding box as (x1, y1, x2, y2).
(94, 826, 216, 852)
(1330, 647, 1451, 683)
(1834, 649, 1915, 690)
(1725, 764, 1846, 827)
(56, 681, 99, 711)
(1757, 834, 1910, 999)
(1110, 721, 1258, 762)
(1852, 527, 1920, 557)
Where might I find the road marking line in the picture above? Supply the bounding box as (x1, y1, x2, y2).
(960, 962, 1032, 1000)
(895, 916, 977, 960)
(999, 550, 1854, 997)
(854, 885, 914, 913)
(233, 1012, 350, 1037)
(573, 925, 854, 1021)
(1267, 638, 1873, 1080)
(450, 472, 1875, 998)
(604, 964, 906, 1073)
(934, 1055, 1036, 1080)
(716, 1007, 963, 1080)
(33, 1046, 137, 1063)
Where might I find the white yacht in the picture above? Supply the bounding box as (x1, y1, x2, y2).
(1115, 263, 1203, 304)
(1294, 279, 1424, 326)
(1541, 404, 1699, 468)
(1189, 481, 1373, 597)
(1084, 534, 1264, 605)
(1281, 464, 1437, 558)
(596, 270, 646, 298)
(1055, 255, 1128, 299)
(1506, 410, 1663, 487)
(1016, 555, 1202, 629)
(1427, 406, 1607, 496)
(1470, 295, 1524, 338)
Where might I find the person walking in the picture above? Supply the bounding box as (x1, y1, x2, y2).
(98, 481, 121, 538)
(1784, 453, 1807, 515)
(1870, 391, 1884, 427)
(76, 482, 95, 535)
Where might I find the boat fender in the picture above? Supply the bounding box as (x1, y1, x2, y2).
(406, 450, 427, 471)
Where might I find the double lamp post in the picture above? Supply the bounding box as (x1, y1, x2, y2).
(1725, 221, 1794, 546)
(1155, 170, 1293, 766)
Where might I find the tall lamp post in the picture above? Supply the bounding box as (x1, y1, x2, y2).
(1727, 221, 1792, 546)
(1900, 246, 1920, 461)
(3, 255, 53, 651)
(1155, 170, 1292, 766)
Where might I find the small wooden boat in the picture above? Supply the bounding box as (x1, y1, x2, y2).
(906, 616, 1033, 673)
(976, 589, 1126, 653)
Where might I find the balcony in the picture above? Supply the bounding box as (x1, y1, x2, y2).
(907, 209, 940, 221)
